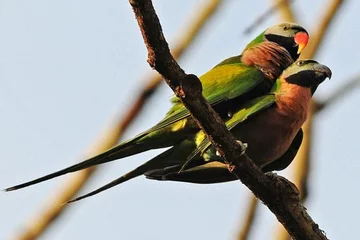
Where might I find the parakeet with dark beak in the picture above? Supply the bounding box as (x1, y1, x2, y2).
(145, 60, 332, 184)
(48, 60, 331, 203)
(5, 23, 310, 200)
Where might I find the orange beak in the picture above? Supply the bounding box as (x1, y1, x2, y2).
(294, 32, 309, 54)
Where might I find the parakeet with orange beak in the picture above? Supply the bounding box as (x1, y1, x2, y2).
(5, 23, 310, 198)
(58, 59, 331, 203)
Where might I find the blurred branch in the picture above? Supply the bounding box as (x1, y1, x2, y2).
(237, 195, 259, 240)
(316, 73, 360, 112)
(13, 1, 223, 240)
(275, 0, 295, 22)
(273, 0, 345, 239)
(130, 0, 327, 239)
(239, 1, 296, 238)
(301, 0, 345, 59)
(237, 2, 296, 238)
(293, 0, 344, 200)
(243, 0, 294, 35)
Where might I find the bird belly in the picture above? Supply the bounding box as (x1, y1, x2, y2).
(232, 106, 306, 168)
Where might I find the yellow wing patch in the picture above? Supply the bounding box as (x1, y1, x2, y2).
(171, 119, 188, 132)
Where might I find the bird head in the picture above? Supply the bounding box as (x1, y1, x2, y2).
(264, 23, 309, 61)
(281, 59, 332, 94)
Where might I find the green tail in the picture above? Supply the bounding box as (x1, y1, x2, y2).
(5, 135, 156, 191)
(68, 143, 195, 202)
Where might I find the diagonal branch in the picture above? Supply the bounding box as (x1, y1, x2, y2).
(129, 0, 327, 239)
(243, 0, 294, 35)
(273, 0, 345, 239)
(13, 1, 223, 240)
(237, 2, 296, 238)
(316, 73, 360, 112)
(237, 195, 259, 240)
(275, 0, 296, 22)
(301, 0, 345, 59)
(292, 0, 345, 201)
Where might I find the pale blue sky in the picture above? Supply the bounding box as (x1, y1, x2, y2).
(1, 1, 359, 239)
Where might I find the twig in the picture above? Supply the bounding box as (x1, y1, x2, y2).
(13, 1, 223, 240)
(129, 0, 327, 239)
(238, 2, 297, 238)
(316, 73, 360, 112)
(294, 0, 345, 202)
(273, 0, 345, 239)
(275, 0, 295, 22)
(243, 0, 294, 35)
(237, 2, 296, 238)
(301, 0, 345, 60)
(237, 195, 259, 240)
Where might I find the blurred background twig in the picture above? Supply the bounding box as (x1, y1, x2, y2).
(316, 73, 360, 112)
(237, 0, 296, 238)
(237, 195, 258, 240)
(236, 0, 346, 239)
(12, 1, 223, 239)
(273, 0, 345, 239)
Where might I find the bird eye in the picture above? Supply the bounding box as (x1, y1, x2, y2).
(283, 26, 289, 30)
(297, 60, 304, 66)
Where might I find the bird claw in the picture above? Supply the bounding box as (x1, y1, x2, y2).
(237, 140, 248, 155)
(215, 150, 222, 157)
(215, 140, 247, 157)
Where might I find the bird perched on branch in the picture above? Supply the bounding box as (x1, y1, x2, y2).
(5, 23, 310, 202)
(66, 59, 331, 202)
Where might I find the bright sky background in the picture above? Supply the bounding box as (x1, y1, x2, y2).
(1, 1, 359, 239)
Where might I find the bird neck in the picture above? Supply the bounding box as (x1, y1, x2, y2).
(241, 41, 293, 81)
(275, 78, 312, 121)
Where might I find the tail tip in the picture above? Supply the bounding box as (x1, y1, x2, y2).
(3, 187, 16, 192)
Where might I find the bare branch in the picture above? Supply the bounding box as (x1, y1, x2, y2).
(316, 73, 360, 112)
(274, 0, 295, 22)
(273, 0, 345, 239)
(243, 0, 294, 35)
(129, 0, 327, 239)
(237, 195, 259, 240)
(301, 0, 345, 59)
(293, 0, 345, 199)
(236, 1, 295, 237)
(13, 1, 223, 239)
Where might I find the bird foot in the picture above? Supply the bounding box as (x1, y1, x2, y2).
(237, 140, 248, 155)
(215, 141, 247, 157)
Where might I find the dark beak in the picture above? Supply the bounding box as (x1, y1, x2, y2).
(313, 64, 332, 83)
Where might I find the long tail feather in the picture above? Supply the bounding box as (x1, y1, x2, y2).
(67, 146, 183, 203)
(5, 138, 149, 191)
(67, 167, 143, 203)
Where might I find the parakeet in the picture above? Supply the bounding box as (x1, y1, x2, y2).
(215, 22, 308, 68)
(5, 23, 309, 196)
(63, 59, 331, 203)
(147, 60, 331, 183)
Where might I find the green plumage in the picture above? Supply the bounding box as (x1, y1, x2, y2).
(6, 23, 314, 203)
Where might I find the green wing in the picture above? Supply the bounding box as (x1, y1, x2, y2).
(148, 64, 266, 134)
(185, 93, 277, 165)
(212, 55, 241, 68)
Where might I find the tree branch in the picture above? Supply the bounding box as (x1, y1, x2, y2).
(293, 0, 344, 202)
(275, 0, 296, 22)
(301, 0, 345, 59)
(129, 0, 327, 239)
(237, 195, 259, 240)
(316, 72, 360, 112)
(243, 0, 294, 35)
(273, 0, 345, 239)
(13, 1, 223, 239)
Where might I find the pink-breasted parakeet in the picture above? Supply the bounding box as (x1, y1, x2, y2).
(5, 23, 309, 197)
(63, 59, 331, 203)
